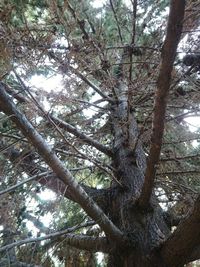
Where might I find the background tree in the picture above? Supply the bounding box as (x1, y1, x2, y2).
(0, 0, 200, 266)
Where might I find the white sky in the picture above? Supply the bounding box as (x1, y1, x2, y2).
(184, 116, 200, 132)
(29, 74, 63, 92)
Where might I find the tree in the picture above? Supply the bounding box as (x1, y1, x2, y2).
(0, 0, 200, 266)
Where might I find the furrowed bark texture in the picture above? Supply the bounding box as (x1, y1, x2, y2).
(107, 79, 170, 267)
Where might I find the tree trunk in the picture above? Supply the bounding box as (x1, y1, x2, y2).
(106, 186, 170, 267)
(105, 84, 171, 267)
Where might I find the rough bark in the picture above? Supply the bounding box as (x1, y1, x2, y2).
(107, 91, 170, 265)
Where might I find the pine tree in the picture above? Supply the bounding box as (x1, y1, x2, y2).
(0, 0, 200, 266)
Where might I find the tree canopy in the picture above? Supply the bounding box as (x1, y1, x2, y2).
(0, 0, 200, 266)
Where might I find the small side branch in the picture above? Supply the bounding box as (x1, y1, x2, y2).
(160, 154, 200, 162)
(48, 51, 112, 102)
(66, 1, 90, 40)
(0, 171, 52, 196)
(50, 115, 113, 157)
(71, 68, 113, 102)
(0, 223, 110, 253)
(109, 0, 123, 43)
(138, 0, 186, 208)
(129, 0, 137, 82)
(0, 259, 41, 267)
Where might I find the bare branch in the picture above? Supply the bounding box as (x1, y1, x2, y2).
(71, 67, 113, 101)
(0, 259, 42, 267)
(50, 115, 113, 157)
(163, 136, 200, 145)
(109, 0, 123, 43)
(3, 82, 28, 103)
(158, 170, 200, 176)
(157, 179, 198, 194)
(160, 154, 200, 162)
(130, 0, 137, 45)
(47, 116, 117, 182)
(0, 171, 52, 196)
(0, 222, 110, 253)
(138, 0, 186, 208)
(128, 0, 137, 82)
(0, 83, 125, 244)
(47, 51, 112, 101)
(66, 1, 90, 40)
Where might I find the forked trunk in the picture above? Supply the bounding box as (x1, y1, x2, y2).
(106, 90, 170, 267)
(106, 186, 170, 267)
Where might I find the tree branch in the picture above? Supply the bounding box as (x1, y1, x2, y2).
(160, 154, 200, 162)
(66, 1, 90, 40)
(138, 0, 186, 208)
(109, 0, 123, 43)
(49, 115, 113, 157)
(0, 82, 124, 244)
(161, 195, 200, 267)
(1, 143, 111, 211)
(48, 50, 112, 102)
(0, 224, 109, 253)
(0, 259, 42, 267)
(3, 82, 28, 103)
(0, 171, 52, 196)
(70, 67, 113, 101)
(158, 170, 200, 176)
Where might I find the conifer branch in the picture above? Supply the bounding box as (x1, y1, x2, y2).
(0, 83, 125, 244)
(138, 0, 186, 208)
(0, 222, 109, 253)
(50, 115, 113, 157)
